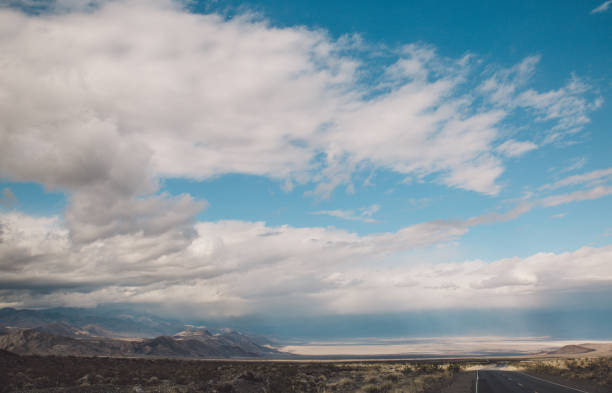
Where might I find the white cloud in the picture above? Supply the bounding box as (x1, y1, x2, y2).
(591, 0, 612, 14)
(496, 139, 537, 157)
(2, 211, 611, 315)
(0, 203, 533, 313)
(313, 204, 380, 223)
(0, 0, 600, 206)
(541, 167, 612, 191)
(519, 76, 601, 141)
(0, 0, 608, 317)
(480, 58, 601, 144)
(541, 185, 612, 207)
(534, 168, 612, 208)
(480, 56, 540, 105)
(559, 157, 587, 173)
(66, 192, 206, 244)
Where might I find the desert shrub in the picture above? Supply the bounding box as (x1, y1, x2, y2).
(402, 364, 414, 375)
(0, 355, 467, 393)
(327, 376, 354, 391)
(216, 383, 235, 393)
(521, 357, 612, 389)
(238, 370, 261, 382)
(363, 382, 392, 393)
(416, 363, 440, 374)
(384, 372, 401, 382)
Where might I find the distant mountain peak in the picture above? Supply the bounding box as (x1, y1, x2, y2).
(174, 326, 213, 339)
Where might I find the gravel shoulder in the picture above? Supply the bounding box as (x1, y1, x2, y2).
(521, 371, 610, 393)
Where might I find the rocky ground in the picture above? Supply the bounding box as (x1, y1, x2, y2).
(0, 351, 468, 393)
(5, 349, 609, 393)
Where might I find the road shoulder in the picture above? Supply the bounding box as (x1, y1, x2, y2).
(520, 371, 609, 393)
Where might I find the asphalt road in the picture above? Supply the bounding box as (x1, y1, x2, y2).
(476, 370, 590, 393)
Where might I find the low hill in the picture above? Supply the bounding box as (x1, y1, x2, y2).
(546, 344, 596, 355)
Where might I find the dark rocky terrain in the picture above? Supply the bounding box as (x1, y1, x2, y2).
(0, 349, 468, 393)
(0, 327, 279, 358)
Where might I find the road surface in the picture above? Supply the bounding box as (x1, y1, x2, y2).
(476, 370, 590, 393)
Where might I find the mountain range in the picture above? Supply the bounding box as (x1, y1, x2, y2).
(0, 308, 283, 358)
(0, 307, 182, 337)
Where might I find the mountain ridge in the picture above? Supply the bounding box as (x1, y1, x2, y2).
(0, 308, 283, 359)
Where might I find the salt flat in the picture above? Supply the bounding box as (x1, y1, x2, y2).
(280, 336, 612, 357)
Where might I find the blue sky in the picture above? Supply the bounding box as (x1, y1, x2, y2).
(0, 0, 611, 338)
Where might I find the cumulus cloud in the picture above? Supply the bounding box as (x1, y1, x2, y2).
(0, 203, 530, 312)
(65, 192, 206, 244)
(0, 0, 600, 203)
(0, 0, 607, 316)
(2, 210, 611, 315)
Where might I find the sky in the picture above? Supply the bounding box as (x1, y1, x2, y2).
(0, 0, 611, 339)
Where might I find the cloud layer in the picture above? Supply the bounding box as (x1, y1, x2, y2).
(2, 211, 612, 316)
(0, 0, 609, 317)
(0, 0, 600, 202)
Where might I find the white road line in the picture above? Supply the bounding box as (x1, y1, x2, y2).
(475, 370, 479, 393)
(517, 372, 590, 393)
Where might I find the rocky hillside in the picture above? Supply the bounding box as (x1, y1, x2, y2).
(0, 307, 182, 337)
(0, 329, 132, 356)
(0, 307, 282, 358)
(0, 327, 280, 358)
(171, 327, 278, 356)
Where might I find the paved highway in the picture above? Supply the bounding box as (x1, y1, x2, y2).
(476, 370, 590, 393)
